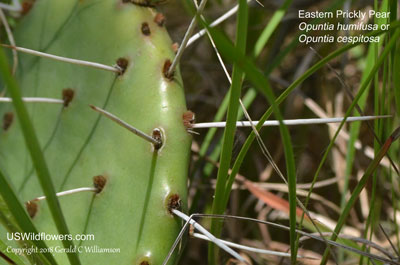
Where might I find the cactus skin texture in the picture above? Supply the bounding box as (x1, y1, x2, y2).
(0, 0, 191, 264)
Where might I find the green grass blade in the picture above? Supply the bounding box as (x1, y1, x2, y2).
(0, 169, 56, 265)
(0, 207, 44, 265)
(198, 0, 291, 172)
(189, 89, 257, 214)
(0, 238, 26, 265)
(253, 0, 292, 57)
(200, 88, 257, 177)
(0, 47, 81, 265)
(195, 0, 288, 180)
(208, 0, 248, 263)
(199, 9, 298, 264)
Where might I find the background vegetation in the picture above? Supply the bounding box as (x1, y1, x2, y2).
(162, 0, 400, 264)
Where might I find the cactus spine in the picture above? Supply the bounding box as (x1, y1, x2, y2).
(0, 0, 191, 264)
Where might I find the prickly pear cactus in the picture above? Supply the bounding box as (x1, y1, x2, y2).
(0, 0, 191, 264)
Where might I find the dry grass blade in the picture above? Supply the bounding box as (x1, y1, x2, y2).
(201, 214, 400, 264)
(192, 233, 317, 259)
(172, 209, 249, 264)
(379, 224, 400, 258)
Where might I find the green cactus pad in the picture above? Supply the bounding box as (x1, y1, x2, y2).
(0, 0, 191, 264)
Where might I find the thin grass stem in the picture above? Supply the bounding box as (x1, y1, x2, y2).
(171, 213, 399, 264)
